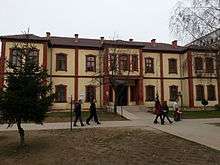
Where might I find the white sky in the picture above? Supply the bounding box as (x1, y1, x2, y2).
(0, 0, 179, 44)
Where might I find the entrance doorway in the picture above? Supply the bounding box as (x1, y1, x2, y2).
(116, 85, 128, 106)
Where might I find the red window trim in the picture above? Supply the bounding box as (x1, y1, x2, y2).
(145, 57, 154, 73)
(168, 58, 177, 74)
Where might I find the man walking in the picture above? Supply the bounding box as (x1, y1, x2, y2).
(86, 98, 101, 125)
(153, 97, 164, 125)
(162, 101, 173, 124)
(73, 100, 84, 126)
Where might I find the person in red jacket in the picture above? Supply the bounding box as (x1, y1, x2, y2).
(153, 97, 164, 125)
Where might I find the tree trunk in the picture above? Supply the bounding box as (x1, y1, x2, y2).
(17, 121, 25, 146)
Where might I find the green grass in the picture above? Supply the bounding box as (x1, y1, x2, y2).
(45, 111, 127, 122)
(179, 110, 220, 119)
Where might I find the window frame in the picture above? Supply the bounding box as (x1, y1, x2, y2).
(56, 53, 67, 71)
(145, 85, 155, 102)
(145, 57, 154, 73)
(207, 85, 216, 101)
(205, 57, 214, 73)
(86, 55, 96, 72)
(55, 84, 67, 103)
(169, 85, 178, 101)
(85, 85, 96, 102)
(194, 57, 203, 72)
(119, 54, 129, 71)
(168, 58, 177, 74)
(132, 55, 138, 71)
(196, 85, 204, 101)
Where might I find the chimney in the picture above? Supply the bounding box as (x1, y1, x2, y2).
(129, 38, 133, 42)
(151, 39, 156, 46)
(172, 40, 177, 48)
(100, 37, 104, 44)
(74, 34, 79, 42)
(46, 32, 51, 39)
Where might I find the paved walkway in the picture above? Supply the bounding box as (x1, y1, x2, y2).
(0, 108, 220, 151)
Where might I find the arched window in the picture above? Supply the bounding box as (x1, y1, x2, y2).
(207, 85, 216, 101)
(196, 85, 204, 101)
(86, 55, 96, 72)
(169, 85, 178, 101)
(145, 85, 155, 101)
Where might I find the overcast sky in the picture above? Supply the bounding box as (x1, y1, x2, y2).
(0, 0, 179, 44)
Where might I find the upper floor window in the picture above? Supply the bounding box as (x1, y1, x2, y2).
(85, 85, 96, 102)
(109, 54, 116, 71)
(207, 85, 216, 101)
(55, 85, 67, 102)
(145, 85, 155, 101)
(132, 55, 138, 71)
(119, 54, 129, 71)
(86, 55, 96, 72)
(168, 59, 177, 74)
(145, 57, 154, 73)
(196, 85, 204, 101)
(194, 57, 203, 72)
(205, 57, 214, 73)
(56, 53, 67, 71)
(27, 49, 39, 65)
(9, 49, 21, 67)
(169, 85, 178, 101)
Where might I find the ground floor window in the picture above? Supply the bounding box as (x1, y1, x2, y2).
(196, 85, 204, 101)
(145, 85, 155, 101)
(55, 85, 67, 102)
(169, 85, 178, 101)
(207, 85, 216, 101)
(85, 85, 96, 102)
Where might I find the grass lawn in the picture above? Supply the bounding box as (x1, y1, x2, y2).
(44, 111, 127, 123)
(0, 127, 219, 165)
(180, 110, 220, 119)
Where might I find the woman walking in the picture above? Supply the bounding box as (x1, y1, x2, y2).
(153, 97, 164, 125)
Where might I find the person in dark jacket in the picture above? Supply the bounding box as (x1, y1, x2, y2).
(161, 101, 173, 124)
(86, 98, 100, 125)
(73, 100, 84, 126)
(153, 97, 164, 125)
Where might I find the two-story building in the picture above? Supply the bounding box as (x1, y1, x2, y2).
(0, 33, 219, 110)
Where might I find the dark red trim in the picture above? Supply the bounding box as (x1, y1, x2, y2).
(160, 53, 164, 101)
(187, 51, 194, 107)
(75, 47, 79, 101)
(0, 40, 6, 90)
(43, 43, 47, 69)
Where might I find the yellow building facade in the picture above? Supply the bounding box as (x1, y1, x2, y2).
(0, 33, 219, 110)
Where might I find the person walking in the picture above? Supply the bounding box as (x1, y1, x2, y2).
(173, 99, 182, 121)
(73, 99, 84, 126)
(86, 98, 101, 125)
(161, 101, 173, 124)
(153, 97, 164, 125)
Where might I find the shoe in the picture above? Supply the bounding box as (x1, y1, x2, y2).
(96, 122, 101, 125)
(153, 121, 158, 124)
(86, 120, 90, 125)
(169, 121, 173, 124)
(81, 124, 85, 127)
(73, 124, 77, 127)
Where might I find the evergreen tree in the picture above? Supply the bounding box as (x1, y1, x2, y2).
(0, 42, 54, 146)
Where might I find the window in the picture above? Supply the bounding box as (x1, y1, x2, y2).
(27, 49, 39, 65)
(109, 54, 116, 71)
(207, 85, 216, 101)
(145, 58, 154, 73)
(132, 55, 138, 71)
(145, 85, 155, 101)
(85, 85, 96, 102)
(205, 58, 214, 73)
(55, 85, 67, 102)
(194, 57, 203, 72)
(169, 85, 178, 101)
(9, 49, 21, 67)
(196, 85, 204, 101)
(168, 59, 177, 74)
(56, 53, 67, 71)
(130, 86, 136, 102)
(119, 54, 129, 71)
(86, 55, 96, 72)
